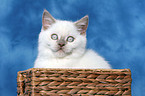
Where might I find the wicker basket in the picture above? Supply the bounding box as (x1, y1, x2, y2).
(17, 68, 132, 96)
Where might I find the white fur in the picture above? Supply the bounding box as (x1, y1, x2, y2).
(34, 15, 111, 69)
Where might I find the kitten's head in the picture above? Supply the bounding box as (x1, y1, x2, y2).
(39, 9, 88, 58)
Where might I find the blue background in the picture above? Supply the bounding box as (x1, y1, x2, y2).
(0, 0, 145, 96)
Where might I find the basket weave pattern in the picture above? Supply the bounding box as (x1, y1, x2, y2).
(17, 68, 131, 96)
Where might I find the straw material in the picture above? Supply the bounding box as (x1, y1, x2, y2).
(17, 68, 132, 96)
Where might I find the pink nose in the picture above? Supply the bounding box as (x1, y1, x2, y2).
(58, 43, 65, 47)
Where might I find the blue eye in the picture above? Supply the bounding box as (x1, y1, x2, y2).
(51, 34, 58, 40)
(67, 36, 75, 42)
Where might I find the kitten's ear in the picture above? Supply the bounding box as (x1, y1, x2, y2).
(42, 9, 56, 30)
(74, 15, 88, 35)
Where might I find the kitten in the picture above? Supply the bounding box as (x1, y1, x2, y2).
(34, 9, 111, 69)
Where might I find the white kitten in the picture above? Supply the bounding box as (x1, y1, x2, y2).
(34, 9, 111, 69)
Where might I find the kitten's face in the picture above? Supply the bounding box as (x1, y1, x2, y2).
(39, 10, 88, 58)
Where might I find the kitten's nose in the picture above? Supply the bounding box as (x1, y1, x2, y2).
(58, 43, 65, 47)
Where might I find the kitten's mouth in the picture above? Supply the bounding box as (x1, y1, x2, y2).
(52, 47, 72, 58)
(57, 48, 64, 52)
(51, 47, 66, 54)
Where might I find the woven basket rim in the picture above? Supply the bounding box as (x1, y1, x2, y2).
(18, 68, 131, 74)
